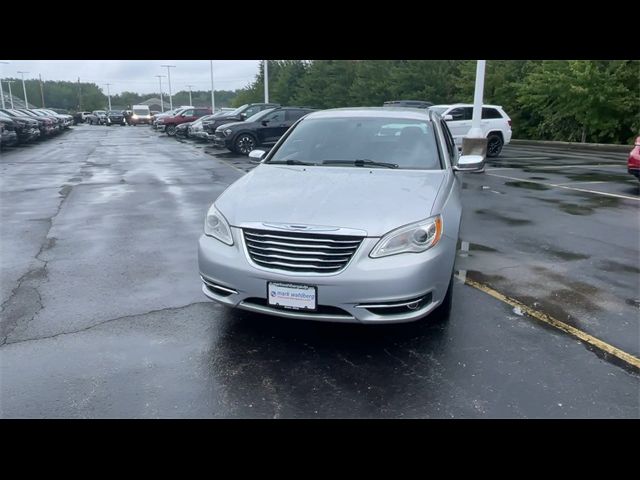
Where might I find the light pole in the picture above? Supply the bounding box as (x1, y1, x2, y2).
(5, 80, 15, 109)
(39, 74, 45, 107)
(155, 75, 166, 112)
(0, 61, 8, 109)
(161, 64, 175, 110)
(17, 71, 29, 108)
(263, 60, 269, 103)
(462, 60, 487, 157)
(104, 83, 112, 110)
(209, 60, 215, 111)
(186, 84, 194, 106)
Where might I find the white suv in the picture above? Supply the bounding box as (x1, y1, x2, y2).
(430, 104, 512, 157)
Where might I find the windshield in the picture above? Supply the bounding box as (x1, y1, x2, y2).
(429, 107, 447, 115)
(267, 117, 442, 170)
(245, 108, 275, 123)
(230, 104, 248, 116)
(95, 111, 106, 115)
(133, 108, 149, 115)
(108, 111, 121, 115)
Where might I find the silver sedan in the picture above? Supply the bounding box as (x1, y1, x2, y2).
(198, 107, 483, 323)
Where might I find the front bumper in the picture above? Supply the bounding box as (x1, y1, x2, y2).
(628, 167, 640, 179)
(156, 124, 166, 132)
(213, 133, 231, 149)
(198, 228, 456, 324)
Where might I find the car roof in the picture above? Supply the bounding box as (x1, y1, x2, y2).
(431, 103, 503, 109)
(305, 107, 432, 121)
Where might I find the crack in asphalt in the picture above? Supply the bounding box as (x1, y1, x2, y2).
(0, 186, 72, 345)
(1, 301, 212, 348)
(1, 142, 102, 345)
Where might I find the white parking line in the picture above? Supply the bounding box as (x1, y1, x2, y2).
(488, 164, 626, 171)
(486, 172, 640, 201)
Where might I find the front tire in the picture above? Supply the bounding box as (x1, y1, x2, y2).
(431, 272, 454, 322)
(234, 133, 257, 155)
(486, 134, 504, 157)
(166, 125, 177, 136)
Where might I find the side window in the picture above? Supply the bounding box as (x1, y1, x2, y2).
(265, 110, 285, 123)
(441, 120, 455, 159)
(195, 109, 208, 117)
(182, 109, 194, 116)
(462, 107, 474, 120)
(285, 109, 307, 121)
(482, 107, 502, 119)
(243, 106, 260, 117)
(448, 108, 466, 121)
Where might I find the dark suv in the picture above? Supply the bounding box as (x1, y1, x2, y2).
(106, 110, 126, 126)
(203, 103, 279, 138)
(213, 106, 316, 155)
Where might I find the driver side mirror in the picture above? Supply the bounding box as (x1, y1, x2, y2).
(261, 120, 270, 126)
(240, 113, 247, 120)
(453, 155, 484, 172)
(248, 149, 266, 163)
(442, 114, 453, 121)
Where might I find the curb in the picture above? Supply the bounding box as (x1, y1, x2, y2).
(511, 139, 630, 153)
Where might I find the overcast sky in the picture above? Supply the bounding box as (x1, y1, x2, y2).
(0, 60, 261, 94)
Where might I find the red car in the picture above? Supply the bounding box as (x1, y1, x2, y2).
(157, 107, 212, 136)
(629, 136, 640, 179)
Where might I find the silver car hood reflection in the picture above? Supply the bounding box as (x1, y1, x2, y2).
(215, 165, 446, 237)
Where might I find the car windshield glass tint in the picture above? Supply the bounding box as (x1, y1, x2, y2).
(245, 109, 275, 123)
(268, 117, 442, 170)
(133, 109, 148, 115)
(230, 104, 248, 116)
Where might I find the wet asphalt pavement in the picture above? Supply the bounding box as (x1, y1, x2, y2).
(1, 125, 638, 418)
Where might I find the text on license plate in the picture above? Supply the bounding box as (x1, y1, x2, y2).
(267, 282, 317, 311)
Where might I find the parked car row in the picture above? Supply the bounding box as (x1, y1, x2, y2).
(158, 101, 513, 158)
(156, 103, 321, 155)
(0, 108, 72, 150)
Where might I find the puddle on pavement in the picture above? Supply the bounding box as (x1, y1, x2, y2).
(558, 203, 594, 215)
(461, 270, 507, 286)
(475, 209, 532, 226)
(566, 172, 635, 184)
(599, 260, 640, 275)
(625, 299, 640, 309)
(526, 191, 623, 216)
(505, 181, 550, 191)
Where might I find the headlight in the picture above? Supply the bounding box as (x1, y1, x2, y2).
(132, 114, 138, 119)
(369, 215, 442, 258)
(204, 205, 233, 245)
(223, 128, 233, 136)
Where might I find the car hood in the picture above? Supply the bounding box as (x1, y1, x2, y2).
(215, 120, 248, 131)
(216, 165, 446, 237)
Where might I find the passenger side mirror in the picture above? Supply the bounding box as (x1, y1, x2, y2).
(261, 120, 270, 126)
(248, 149, 266, 163)
(453, 155, 484, 172)
(443, 114, 453, 121)
(240, 113, 247, 120)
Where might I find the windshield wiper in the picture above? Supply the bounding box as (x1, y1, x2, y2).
(269, 159, 315, 166)
(322, 159, 398, 169)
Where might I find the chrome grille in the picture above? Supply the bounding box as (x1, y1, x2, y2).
(243, 228, 363, 273)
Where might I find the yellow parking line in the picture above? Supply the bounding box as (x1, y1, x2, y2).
(464, 278, 640, 371)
